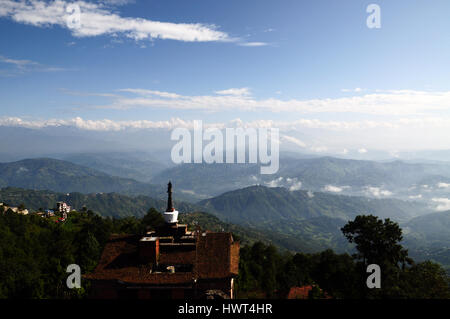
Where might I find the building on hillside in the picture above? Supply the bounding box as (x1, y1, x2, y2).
(45, 209, 55, 217)
(56, 202, 71, 214)
(18, 208, 28, 215)
(1, 205, 29, 215)
(286, 286, 331, 299)
(85, 181, 240, 299)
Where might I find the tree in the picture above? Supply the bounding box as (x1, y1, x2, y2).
(341, 215, 413, 298)
(142, 207, 165, 231)
(401, 261, 450, 299)
(341, 215, 411, 268)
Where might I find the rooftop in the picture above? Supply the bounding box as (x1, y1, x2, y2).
(85, 230, 239, 285)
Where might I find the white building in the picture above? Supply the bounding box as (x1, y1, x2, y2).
(56, 202, 71, 214)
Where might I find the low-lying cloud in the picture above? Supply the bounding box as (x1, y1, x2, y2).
(323, 185, 349, 193)
(432, 198, 450, 211)
(364, 186, 393, 197)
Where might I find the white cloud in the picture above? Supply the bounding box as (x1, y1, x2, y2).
(408, 194, 422, 199)
(437, 182, 450, 188)
(0, 54, 66, 75)
(0, 0, 231, 42)
(358, 148, 368, 154)
(215, 88, 251, 96)
(119, 89, 182, 99)
(432, 198, 450, 211)
(100, 0, 134, 5)
(264, 176, 302, 191)
(323, 185, 344, 193)
(266, 177, 284, 188)
(341, 88, 364, 93)
(4, 114, 450, 151)
(286, 177, 302, 191)
(0, 116, 196, 131)
(364, 186, 393, 197)
(86, 87, 450, 117)
(238, 42, 269, 47)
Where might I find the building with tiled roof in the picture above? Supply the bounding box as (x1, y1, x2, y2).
(85, 182, 239, 299)
(286, 285, 332, 299)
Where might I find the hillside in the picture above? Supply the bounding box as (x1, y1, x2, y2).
(199, 185, 428, 225)
(404, 210, 450, 245)
(60, 152, 169, 183)
(199, 185, 433, 252)
(0, 158, 184, 200)
(1, 186, 448, 265)
(178, 211, 337, 252)
(403, 211, 450, 272)
(0, 187, 199, 218)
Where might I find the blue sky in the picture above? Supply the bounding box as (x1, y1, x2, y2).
(1, 0, 450, 153)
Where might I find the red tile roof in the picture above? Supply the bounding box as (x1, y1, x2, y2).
(287, 286, 313, 299)
(85, 232, 239, 285)
(287, 286, 332, 299)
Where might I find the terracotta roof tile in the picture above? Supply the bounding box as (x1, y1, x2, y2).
(85, 231, 239, 285)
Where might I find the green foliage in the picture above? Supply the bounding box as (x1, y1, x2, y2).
(341, 215, 410, 268)
(341, 215, 449, 299)
(237, 242, 360, 298)
(201, 185, 427, 225)
(400, 261, 450, 298)
(0, 207, 165, 299)
(0, 187, 199, 218)
(142, 207, 165, 230)
(199, 185, 429, 253)
(403, 211, 450, 271)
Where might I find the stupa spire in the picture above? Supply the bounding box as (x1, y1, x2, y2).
(166, 181, 174, 212)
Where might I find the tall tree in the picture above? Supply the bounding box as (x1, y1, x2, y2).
(341, 215, 412, 298)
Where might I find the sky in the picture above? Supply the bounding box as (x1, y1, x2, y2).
(1, 0, 450, 155)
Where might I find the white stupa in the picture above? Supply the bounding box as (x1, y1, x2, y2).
(163, 181, 178, 224)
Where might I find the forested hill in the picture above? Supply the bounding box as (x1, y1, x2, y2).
(199, 185, 430, 225)
(0, 158, 167, 198)
(0, 187, 199, 218)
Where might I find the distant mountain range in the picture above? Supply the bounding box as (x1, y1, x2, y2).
(153, 156, 450, 204)
(58, 152, 170, 183)
(0, 158, 167, 197)
(4, 154, 450, 205)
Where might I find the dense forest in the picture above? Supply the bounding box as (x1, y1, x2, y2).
(0, 207, 449, 299)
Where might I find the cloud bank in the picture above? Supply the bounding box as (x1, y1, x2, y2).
(91, 87, 450, 117)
